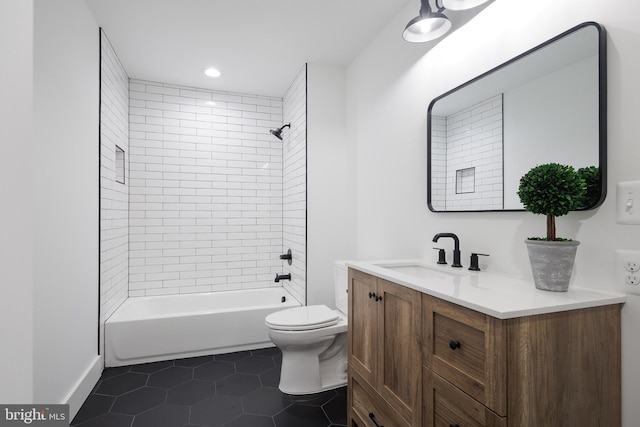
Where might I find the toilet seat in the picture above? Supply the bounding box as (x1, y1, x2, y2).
(265, 305, 339, 331)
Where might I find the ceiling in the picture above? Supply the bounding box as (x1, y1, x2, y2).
(85, 0, 411, 98)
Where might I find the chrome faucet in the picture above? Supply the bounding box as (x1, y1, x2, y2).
(432, 233, 462, 268)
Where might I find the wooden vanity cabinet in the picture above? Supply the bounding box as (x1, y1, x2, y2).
(347, 268, 422, 427)
(423, 294, 621, 427)
(348, 268, 622, 427)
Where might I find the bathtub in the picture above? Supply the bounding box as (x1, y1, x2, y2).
(105, 288, 301, 367)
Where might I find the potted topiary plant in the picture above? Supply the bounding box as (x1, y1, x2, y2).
(517, 163, 586, 291)
(577, 166, 601, 209)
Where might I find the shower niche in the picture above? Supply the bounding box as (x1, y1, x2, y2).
(115, 145, 125, 184)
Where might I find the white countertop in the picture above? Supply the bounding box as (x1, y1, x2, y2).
(346, 259, 626, 319)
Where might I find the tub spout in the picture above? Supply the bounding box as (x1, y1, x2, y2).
(275, 273, 291, 283)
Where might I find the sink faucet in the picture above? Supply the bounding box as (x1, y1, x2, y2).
(432, 233, 462, 268)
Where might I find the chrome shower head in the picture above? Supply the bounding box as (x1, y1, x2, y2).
(269, 123, 290, 140)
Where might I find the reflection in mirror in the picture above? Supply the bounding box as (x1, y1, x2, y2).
(427, 22, 606, 212)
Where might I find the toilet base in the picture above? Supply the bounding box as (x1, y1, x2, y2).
(277, 334, 347, 395)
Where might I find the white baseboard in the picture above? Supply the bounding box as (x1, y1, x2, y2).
(64, 355, 103, 420)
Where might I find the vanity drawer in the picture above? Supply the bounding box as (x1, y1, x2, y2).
(351, 373, 411, 427)
(424, 367, 507, 427)
(422, 295, 507, 416)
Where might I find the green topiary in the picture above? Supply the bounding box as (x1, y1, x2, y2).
(517, 163, 586, 241)
(577, 166, 601, 209)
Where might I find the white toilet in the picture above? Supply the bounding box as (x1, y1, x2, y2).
(265, 261, 348, 395)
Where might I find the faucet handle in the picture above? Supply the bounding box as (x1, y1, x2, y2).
(433, 247, 447, 265)
(469, 253, 489, 271)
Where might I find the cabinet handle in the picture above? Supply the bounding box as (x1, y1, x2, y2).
(449, 340, 461, 350)
(368, 412, 384, 427)
(367, 292, 383, 301)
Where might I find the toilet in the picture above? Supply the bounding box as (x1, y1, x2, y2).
(265, 261, 348, 395)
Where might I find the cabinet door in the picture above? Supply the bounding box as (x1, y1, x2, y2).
(348, 269, 378, 384)
(351, 373, 411, 427)
(377, 279, 422, 426)
(423, 367, 507, 427)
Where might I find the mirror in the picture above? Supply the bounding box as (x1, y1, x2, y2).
(427, 22, 606, 212)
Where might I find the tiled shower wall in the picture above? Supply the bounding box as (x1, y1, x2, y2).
(99, 30, 129, 351)
(430, 116, 447, 210)
(432, 94, 503, 211)
(282, 65, 307, 304)
(128, 80, 286, 297)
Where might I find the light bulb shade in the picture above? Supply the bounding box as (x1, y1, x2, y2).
(442, 0, 490, 10)
(402, 11, 452, 43)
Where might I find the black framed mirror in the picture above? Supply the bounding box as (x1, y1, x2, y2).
(427, 22, 606, 212)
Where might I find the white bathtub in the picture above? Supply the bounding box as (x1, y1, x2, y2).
(105, 288, 301, 367)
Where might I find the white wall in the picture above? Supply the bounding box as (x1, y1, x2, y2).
(0, 0, 35, 403)
(33, 0, 101, 417)
(307, 63, 355, 307)
(503, 55, 599, 208)
(346, 0, 640, 425)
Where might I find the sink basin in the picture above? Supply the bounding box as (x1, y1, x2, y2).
(373, 262, 464, 280)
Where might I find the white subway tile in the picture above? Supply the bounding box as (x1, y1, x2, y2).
(126, 78, 306, 299)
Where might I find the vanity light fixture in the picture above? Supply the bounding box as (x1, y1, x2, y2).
(403, 0, 452, 43)
(204, 67, 221, 78)
(442, 0, 490, 10)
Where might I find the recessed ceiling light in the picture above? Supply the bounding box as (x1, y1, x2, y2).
(204, 68, 221, 78)
(205, 101, 216, 106)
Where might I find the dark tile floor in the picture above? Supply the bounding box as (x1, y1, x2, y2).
(71, 347, 347, 427)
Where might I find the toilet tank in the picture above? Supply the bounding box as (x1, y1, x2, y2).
(334, 261, 349, 315)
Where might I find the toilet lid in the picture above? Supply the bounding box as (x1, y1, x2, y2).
(265, 305, 340, 331)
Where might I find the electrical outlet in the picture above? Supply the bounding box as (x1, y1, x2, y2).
(625, 260, 640, 272)
(616, 250, 640, 295)
(625, 273, 640, 286)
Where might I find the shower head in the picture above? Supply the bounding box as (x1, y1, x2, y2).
(269, 123, 291, 140)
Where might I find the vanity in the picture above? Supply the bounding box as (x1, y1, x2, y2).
(346, 260, 625, 427)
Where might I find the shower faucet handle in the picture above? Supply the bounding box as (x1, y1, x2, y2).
(279, 249, 292, 265)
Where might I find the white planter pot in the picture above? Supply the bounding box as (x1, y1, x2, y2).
(524, 239, 580, 292)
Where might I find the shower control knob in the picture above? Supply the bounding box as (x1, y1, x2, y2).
(279, 249, 292, 265)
